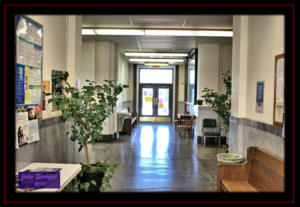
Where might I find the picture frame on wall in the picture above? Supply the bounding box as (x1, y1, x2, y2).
(273, 54, 285, 127)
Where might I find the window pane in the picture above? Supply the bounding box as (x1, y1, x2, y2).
(140, 69, 172, 84)
(157, 88, 169, 116)
(142, 88, 153, 115)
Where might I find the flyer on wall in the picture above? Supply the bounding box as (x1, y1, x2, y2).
(16, 111, 30, 148)
(27, 107, 40, 143)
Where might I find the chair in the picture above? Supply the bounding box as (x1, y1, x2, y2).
(202, 119, 221, 147)
(178, 116, 195, 137)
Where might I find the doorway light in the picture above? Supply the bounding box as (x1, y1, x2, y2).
(129, 58, 184, 63)
(144, 62, 169, 66)
(125, 52, 188, 57)
(94, 29, 145, 36)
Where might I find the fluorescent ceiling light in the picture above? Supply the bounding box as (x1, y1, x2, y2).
(129, 58, 184, 63)
(145, 29, 232, 37)
(82, 28, 232, 37)
(82, 29, 96, 35)
(144, 62, 169, 66)
(94, 29, 144, 35)
(124, 52, 188, 57)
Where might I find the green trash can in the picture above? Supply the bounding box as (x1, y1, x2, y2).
(217, 153, 245, 164)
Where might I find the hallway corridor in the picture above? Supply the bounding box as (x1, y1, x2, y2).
(88, 123, 219, 192)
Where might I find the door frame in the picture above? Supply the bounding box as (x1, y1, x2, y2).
(139, 84, 173, 118)
(136, 65, 175, 122)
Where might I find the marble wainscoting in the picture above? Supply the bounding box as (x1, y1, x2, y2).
(16, 117, 82, 171)
(229, 116, 284, 160)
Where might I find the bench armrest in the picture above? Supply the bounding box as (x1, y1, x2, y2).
(217, 163, 248, 191)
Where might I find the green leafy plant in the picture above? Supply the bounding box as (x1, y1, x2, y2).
(196, 99, 203, 105)
(46, 71, 128, 192)
(201, 71, 231, 132)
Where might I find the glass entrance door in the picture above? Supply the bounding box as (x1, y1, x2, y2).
(139, 84, 172, 122)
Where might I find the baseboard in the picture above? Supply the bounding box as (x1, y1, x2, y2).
(96, 133, 119, 142)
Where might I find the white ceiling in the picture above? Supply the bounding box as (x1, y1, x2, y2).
(82, 15, 233, 64)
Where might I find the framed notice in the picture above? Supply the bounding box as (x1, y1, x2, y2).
(16, 15, 43, 107)
(273, 54, 285, 127)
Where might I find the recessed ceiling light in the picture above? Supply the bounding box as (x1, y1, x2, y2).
(82, 29, 96, 35)
(144, 29, 232, 37)
(129, 58, 184, 63)
(94, 29, 144, 36)
(82, 28, 232, 37)
(124, 52, 188, 57)
(144, 62, 169, 66)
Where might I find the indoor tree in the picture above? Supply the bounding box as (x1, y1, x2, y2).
(201, 71, 232, 132)
(47, 71, 128, 192)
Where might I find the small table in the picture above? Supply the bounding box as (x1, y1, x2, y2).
(17, 162, 81, 192)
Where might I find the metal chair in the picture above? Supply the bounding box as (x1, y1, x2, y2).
(202, 119, 221, 147)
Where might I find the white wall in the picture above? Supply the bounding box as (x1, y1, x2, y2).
(219, 44, 232, 94)
(246, 15, 284, 124)
(80, 40, 96, 86)
(197, 43, 220, 103)
(127, 64, 134, 101)
(116, 49, 129, 102)
(27, 15, 67, 119)
(178, 65, 185, 102)
(229, 15, 285, 159)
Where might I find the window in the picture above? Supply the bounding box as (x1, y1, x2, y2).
(139, 69, 173, 84)
(187, 49, 197, 104)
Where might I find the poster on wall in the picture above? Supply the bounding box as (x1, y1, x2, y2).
(273, 54, 285, 127)
(16, 111, 29, 148)
(16, 107, 40, 148)
(256, 81, 264, 113)
(16, 15, 43, 107)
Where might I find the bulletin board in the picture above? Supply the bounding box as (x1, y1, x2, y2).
(16, 15, 43, 107)
(273, 54, 284, 127)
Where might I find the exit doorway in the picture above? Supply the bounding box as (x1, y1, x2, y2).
(138, 67, 173, 123)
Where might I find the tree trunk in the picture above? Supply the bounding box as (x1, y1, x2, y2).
(83, 144, 89, 165)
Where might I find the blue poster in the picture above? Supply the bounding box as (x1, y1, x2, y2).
(16, 64, 25, 105)
(256, 82, 264, 103)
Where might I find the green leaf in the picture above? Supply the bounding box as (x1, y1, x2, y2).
(91, 180, 97, 186)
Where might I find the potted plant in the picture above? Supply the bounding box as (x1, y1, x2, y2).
(196, 99, 203, 105)
(46, 71, 128, 192)
(201, 71, 231, 143)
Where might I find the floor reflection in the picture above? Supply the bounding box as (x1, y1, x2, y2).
(89, 122, 219, 191)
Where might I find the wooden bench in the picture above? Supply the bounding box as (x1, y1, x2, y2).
(122, 112, 137, 135)
(217, 146, 284, 192)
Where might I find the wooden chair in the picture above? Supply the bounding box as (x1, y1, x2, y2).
(178, 116, 195, 137)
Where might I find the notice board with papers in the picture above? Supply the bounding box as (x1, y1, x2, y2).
(16, 15, 43, 107)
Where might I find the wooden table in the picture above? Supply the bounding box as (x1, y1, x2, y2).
(17, 162, 81, 192)
(177, 114, 193, 125)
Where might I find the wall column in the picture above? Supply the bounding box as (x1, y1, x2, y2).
(95, 42, 117, 135)
(229, 15, 249, 154)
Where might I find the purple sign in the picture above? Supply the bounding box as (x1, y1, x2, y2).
(18, 172, 60, 189)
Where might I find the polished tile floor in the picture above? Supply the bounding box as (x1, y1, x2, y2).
(88, 123, 220, 192)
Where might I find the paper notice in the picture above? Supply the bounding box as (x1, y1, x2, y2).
(16, 112, 30, 148)
(28, 119, 40, 143)
(276, 58, 284, 102)
(274, 102, 284, 123)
